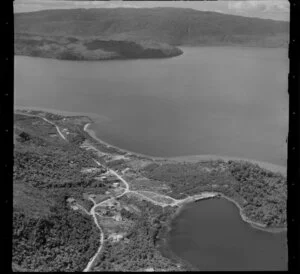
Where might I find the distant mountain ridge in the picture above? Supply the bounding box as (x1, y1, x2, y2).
(14, 7, 289, 47)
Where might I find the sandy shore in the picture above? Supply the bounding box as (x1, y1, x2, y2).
(81, 120, 287, 233)
(84, 123, 161, 159)
(15, 106, 287, 233)
(15, 106, 287, 177)
(84, 122, 286, 176)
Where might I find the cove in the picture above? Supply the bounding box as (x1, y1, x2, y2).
(166, 198, 287, 271)
(14, 47, 288, 166)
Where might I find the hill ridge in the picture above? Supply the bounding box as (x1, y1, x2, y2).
(15, 7, 289, 48)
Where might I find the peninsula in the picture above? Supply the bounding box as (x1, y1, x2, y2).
(13, 108, 287, 272)
(14, 33, 183, 61)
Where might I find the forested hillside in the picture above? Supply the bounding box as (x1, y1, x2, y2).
(13, 114, 101, 271)
(13, 110, 287, 271)
(14, 8, 289, 47)
(14, 33, 183, 60)
(13, 112, 187, 272)
(142, 160, 287, 227)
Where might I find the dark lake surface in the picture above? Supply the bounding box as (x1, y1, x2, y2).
(15, 47, 288, 270)
(15, 47, 288, 166)
(167, 198, 287, 271)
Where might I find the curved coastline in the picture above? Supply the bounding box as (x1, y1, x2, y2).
(174, 193, 287, 233)
(212, 194, 287, 233)
(15, 107, 287, 232)
(83, 121, 287, 233)
(15, 107, 287, 271)
(84, 123, 158, 160)
(158, 194, 287, 271)
(84, 122, 287, 176)
(15, 106, 286, 175)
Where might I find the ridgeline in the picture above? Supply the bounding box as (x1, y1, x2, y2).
(14, 8, 289, 61)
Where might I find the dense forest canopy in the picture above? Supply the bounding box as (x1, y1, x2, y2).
(142, 160, 287, 227)
(13, 113, 107, 271)
(13, 111, 287, 271)
(13, 112, 185, 271)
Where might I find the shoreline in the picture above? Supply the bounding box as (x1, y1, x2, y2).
(213, 194, 287, 233)
(14, 105, 110, 122)
(84, 122, 287, 176)
(171, 155, 286, 176)
(15, 107, 287, 270)
(15, 106, 287, 176)
(84, 114, 287, 234)
(84, 123, 161, 160)
(15, 107, 288, 232)
(174, 193, 287, 234)
(15, 107, 287, 232)
(158, 194, 287, 270)
(14, 51, 183, 62)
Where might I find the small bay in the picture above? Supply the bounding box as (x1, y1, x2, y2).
(15, 46, 288, 166)
(166, 198, 287, 271)
(14, 46, 288, 270)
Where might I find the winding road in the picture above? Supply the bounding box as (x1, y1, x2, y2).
(15, 112, 286, 271)
(83, 160, 131, 272)
(15, 111, 67, 141)
(83, 196, 105, 272)
(15, 113, 218, 271)
(82, 155, 217, 271)
(80, 122, 223, 271)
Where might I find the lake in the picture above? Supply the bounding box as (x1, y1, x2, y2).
(166, 198, 287, 271)
(14, 47, 288, 166)
(15, 47, 288, 270)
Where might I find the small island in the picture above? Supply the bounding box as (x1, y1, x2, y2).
(13, 108, 287, 272)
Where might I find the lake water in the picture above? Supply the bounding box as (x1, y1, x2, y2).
(15, 47, 288, 165)
(15, 47, 288, 269)
(167, 198, 287, 271)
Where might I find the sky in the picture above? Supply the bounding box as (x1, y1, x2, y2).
(14, 0, 290, 22)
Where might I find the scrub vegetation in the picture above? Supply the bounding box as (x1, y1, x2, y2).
(13, 115, 102, 271)
(92, 196, 189, 271)
(13, 110, 287, 271)
(141, 160, 287, 227)
(13, 111, 185, 271)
